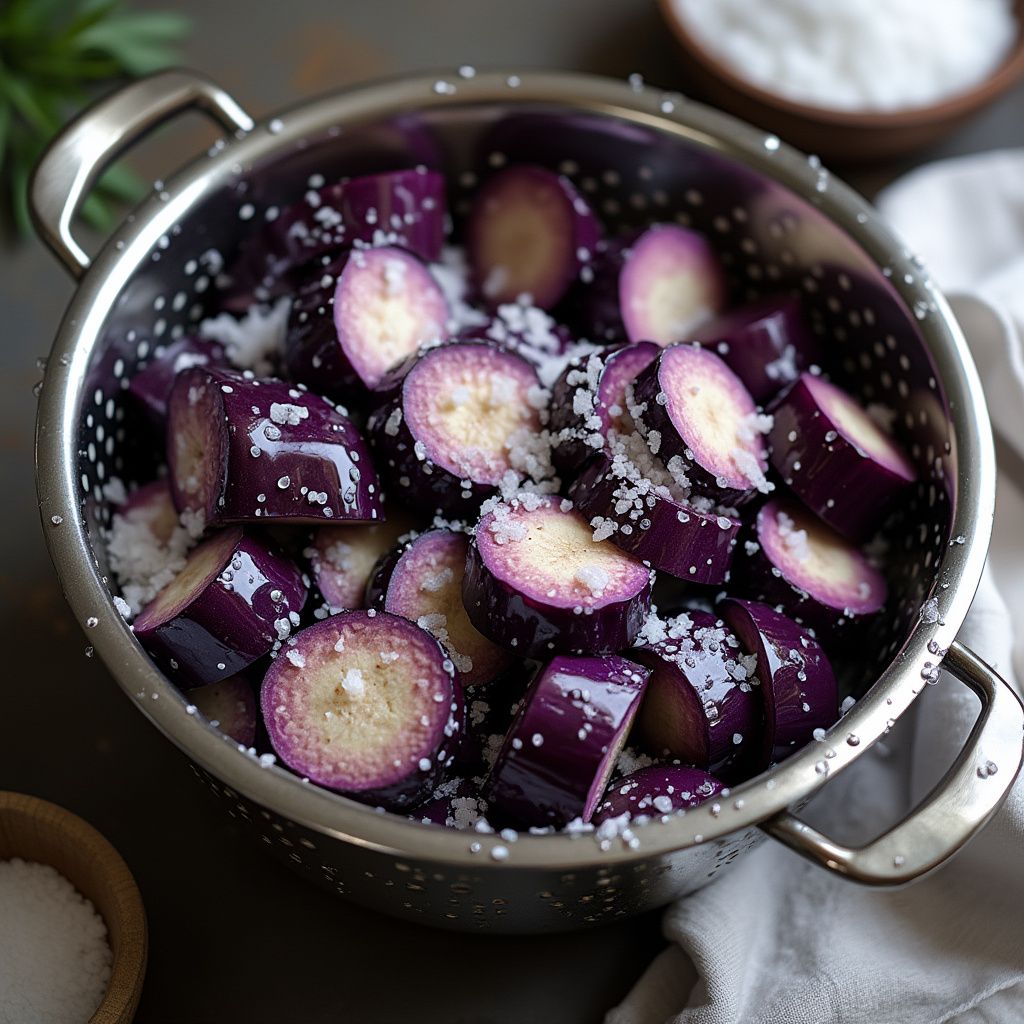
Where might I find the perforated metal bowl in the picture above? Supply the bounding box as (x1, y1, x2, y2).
(31, 70, 1024, 933)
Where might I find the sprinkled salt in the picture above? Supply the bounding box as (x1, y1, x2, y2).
(341, 668, 365, 698)
(199, 297, 291, 376)
(0, 859, 112, 1023)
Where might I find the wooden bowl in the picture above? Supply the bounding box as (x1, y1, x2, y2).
(0, 792, 147, 1024)
(657, 0, 1024, 162)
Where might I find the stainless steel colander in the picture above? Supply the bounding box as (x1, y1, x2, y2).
(30, 69, 1024, 933)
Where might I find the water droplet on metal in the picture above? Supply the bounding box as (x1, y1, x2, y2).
(763, 135, 780, 151)
(846, 733, 860, 747)
(977, 760, 998, 779)
(814, 760, 829, 775)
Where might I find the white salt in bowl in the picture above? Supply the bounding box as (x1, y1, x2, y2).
(0, 792, 147, 1024)
(658, 0, 1024, 161)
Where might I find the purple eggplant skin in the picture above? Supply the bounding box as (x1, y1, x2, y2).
(569, 453, 741, 584)
(484, 654, 650, 829)
(690, 295, 820, 404)
(630, 610, 760, 774)
(632, 343, 768, 506)
(260, 610, 462, 810)
(467, 164, 601, 310)
(739, 498, 888, 639)
(463, 497, 654, 658)
(167, 367, 383, 528)
(365, 528, 515, 688)
(127, 335, 227, 425)
(592, 765, 724, 824)
(133, 527, 307, 688)
(412, 778, 483, 828)
(718, 598, 838, 768)
(226, 168, 447, 307)
(548, 342, 659, 475)
(284, 246, 449, 404)
(365, 341, 543, 519)
(577, 226, 726, 345)
(188, 674, 258, 746)
(452, 663, 536, 775)
(768, 372, 916, 541)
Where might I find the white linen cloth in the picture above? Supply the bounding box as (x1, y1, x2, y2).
(608, 150, 1024, 1024)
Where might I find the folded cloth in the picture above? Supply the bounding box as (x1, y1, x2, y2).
(607, 149, 1024, 1024)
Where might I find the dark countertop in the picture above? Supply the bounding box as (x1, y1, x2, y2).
(2, 3, 1022, 1022)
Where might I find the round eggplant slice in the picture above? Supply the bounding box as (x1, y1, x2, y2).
(484, 654, 650, 828)
(743, 498, 887, 635)
(690, 294, 820, 403)
(467, 165, 600, 309)
(464, 495, 653, 657)
(188, 675, 257, 746)
(718, 598, 838, 768)
(306, 507, 418, 612)
(768, 372, 916, 541)
(285, 246, 448, 400)
(581, 225, 725, 345)
(366, 341, 545, 517)
(260, 610, 461, 808)
(549, 342, 659, 475)
(366, 528, 513, 688)
(133, 527, 307, 687)
(167, 368, 382, 528)
(128, 335, 227, 425)
(569, 448, 740, 584)
(227, 168, 447, 306)
(631, 610, 760, 774)
(632, 343, 771, 504)
(592, 765, 724, 824)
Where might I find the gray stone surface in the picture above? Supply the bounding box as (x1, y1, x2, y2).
(2, 2, 1022, 1021)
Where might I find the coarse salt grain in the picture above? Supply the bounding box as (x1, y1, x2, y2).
(0, 859, 112, 1023)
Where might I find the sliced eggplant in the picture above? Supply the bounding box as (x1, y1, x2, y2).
(632, 343, 771, 504)
(467, 165, 600, 309)
(167, 368, 382, 528)
(592, 765, 724, 824)
(458, 304, 575, 370)
(743, 497, 887, 634)
(631, 610, 760, 774)
(549, 342, 659, 474)
(133, 527, 307, 687)
(484, 654, 649, 828)
(366, 341, 545, 517)
(189, 675, 257, 746)
(307, 508, 418, 612)
(413, 778, 486, 829)
(227, 168, 446, 307)
(581, 225, 725, 345)
(718, 598, 838, 767)
(569, 448, 740, 584)
(690, 295, 820, 403)
(285, 246, 449, 400)
(464, 495, 653, 657)
(768, 372, 916, 540)
(128, 335, 227, 425)
(260, 610, 461, 808)
(366, 528, 513, 688)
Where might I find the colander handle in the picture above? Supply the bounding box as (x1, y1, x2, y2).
(29, 69, 254, 279)
(764, 640, 1024, 885)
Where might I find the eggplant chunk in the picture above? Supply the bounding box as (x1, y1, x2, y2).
(464, 495, 653, 657)
(718, 598, 838, 768)
(133, 527, 307, 687)
(128, 335, 227, 425)
(260, 610, 461, 809)
(769, 372, 916, 540)
(742, 497, 887, 635)
(366, 341, 545, 517)
(632, 342, 771, 505)
(485, 654, 649, 828)
(631, 610, 760, 774)
(167, 368, 382, 527)
(468, 165, 600, 309)
(366, 528, 513, 688)
(592, 765, 724, 824)
(286, 246, 449, 401)
(189, 675, 257, 746)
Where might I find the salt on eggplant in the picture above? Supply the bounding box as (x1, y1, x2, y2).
(592, 764, 724, 824)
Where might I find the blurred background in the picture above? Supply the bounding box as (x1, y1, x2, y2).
(2, 2, 1021, 1021)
